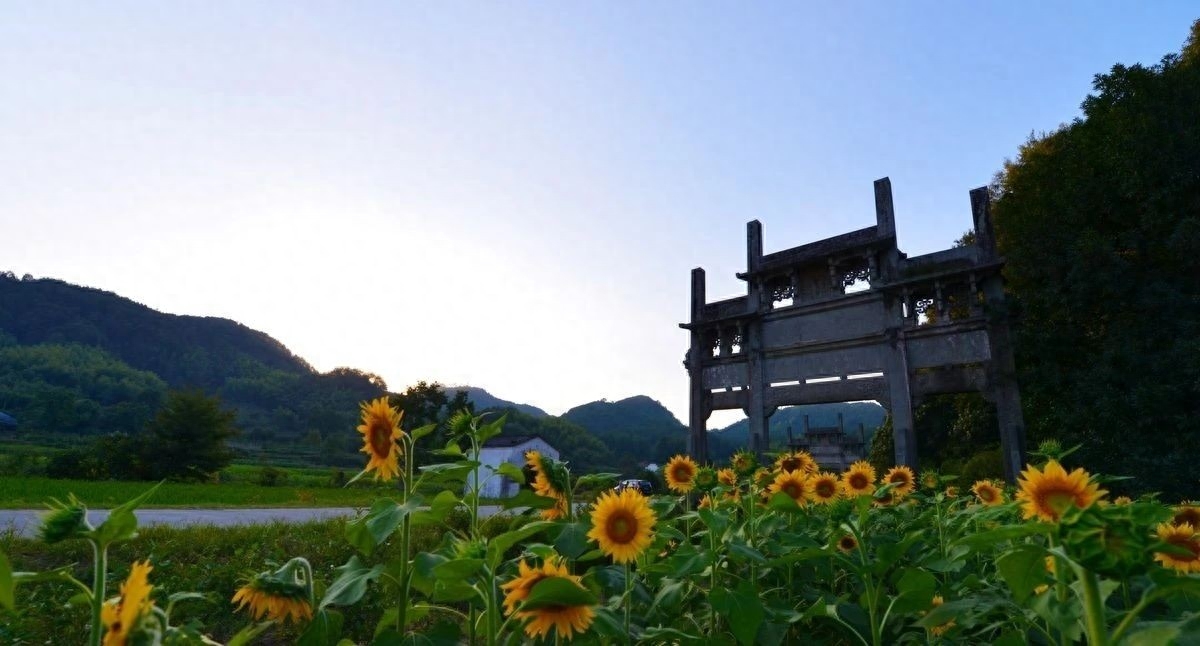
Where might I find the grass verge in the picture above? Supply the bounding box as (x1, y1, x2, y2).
(0, 476, 399, 509)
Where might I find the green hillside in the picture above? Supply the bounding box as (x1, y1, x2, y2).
(712, 402, 887, 449)
(0, 274, 384, 449)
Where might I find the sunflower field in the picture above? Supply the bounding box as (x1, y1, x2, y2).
(5, 398, 1200, 645)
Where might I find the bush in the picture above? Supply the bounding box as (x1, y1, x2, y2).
(256, 466, 288, 487)
(960, 448, 1005, 484)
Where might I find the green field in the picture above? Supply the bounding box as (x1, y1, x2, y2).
(0, 475, 400, 509)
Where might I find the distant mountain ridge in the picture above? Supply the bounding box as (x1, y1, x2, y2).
(452, 385, 548, 418)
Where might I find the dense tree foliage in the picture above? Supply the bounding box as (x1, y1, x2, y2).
(0, 275, 386, 443)
(0, 343, 167, 435)
(142, 389, 240, 480)
(992, 21, 1200, 499)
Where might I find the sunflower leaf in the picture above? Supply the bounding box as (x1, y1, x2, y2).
(345, 498, 424, 557)
(710, 580, 765, 646)
(996, 545, 1048, 602)
(298, 608, 344, 646)
(90, 481, 161, 546)
(553, 522, 591, 560)
(519, 576, 598, 610)
(487, 521, 556, 568)
(320, 557, 383, 609)
(494, 462, 526, 485)
(409, 423, 438, 444)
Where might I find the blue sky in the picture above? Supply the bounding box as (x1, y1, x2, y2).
(2, 3, 1195, 423)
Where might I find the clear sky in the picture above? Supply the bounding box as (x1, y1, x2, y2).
(2, 3, 1196, 424)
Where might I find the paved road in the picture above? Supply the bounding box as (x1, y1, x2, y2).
(0, 505, 506, 539)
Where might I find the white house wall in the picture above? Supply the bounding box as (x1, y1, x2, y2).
(470, 437, 560, 499)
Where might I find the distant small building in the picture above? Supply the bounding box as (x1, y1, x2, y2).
(0, 412, 16, 429)
(643, 463, 660, 473)
(474, 435, 560, 499)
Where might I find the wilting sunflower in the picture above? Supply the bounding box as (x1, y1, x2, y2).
(730, 450, 756, 475)
(882, 465, 916, 497)
(717, 468, 737, 486)
(1015, 460, 1106, 522)
(769, 470, 811, 504)
(665, 454, 699, 493)
(971, 480, 1004, 506)
(927, 595, 955, 636)
(526, 450, 568, 520)
(500, 558, 595, 641)
(810, 472, 840, 504)
(101, 560, 155, 646)
(231, 573, 312, 625)
(776, 450, 817, 475)
(837, 534, 858, 553)
(1174, 503, 1200, 528)
(587, 488, 656, 563)
(356, 397, 404, 481)
(841, 461, 876, 497)
(1155, 523, 1200, 573)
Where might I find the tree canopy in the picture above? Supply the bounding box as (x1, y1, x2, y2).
(992, 20, 1200, 499)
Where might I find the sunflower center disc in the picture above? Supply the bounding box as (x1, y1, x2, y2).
(816, 482, 835, 498)
(607, 513, 635, 543)
(369, 421, 392, 457)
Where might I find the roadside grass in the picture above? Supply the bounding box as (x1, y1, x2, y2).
(0, 476, 399, 509)
(0, 511, 521, 643)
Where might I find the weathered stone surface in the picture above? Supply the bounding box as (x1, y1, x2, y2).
(682, 178, 1027, 480)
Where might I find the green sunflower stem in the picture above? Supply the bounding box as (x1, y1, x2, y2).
(88, 539, 107, 646)
(624, 561, 633, 644)
(398, 434, 415, 634)
(1079, 569, 1108, 646)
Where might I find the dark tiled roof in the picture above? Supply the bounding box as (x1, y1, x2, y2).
(483, 434, 546, 448)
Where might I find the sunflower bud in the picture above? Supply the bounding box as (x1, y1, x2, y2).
(38, 495, 90, 544)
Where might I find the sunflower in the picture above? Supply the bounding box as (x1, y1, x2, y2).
(717, 468, 737, 486)
(752, 467, 774, 490)
(665, 454, 699, 493)
(927, 595, 955, 636)
(971, 480, 1004, 506)
(101, 560, 155, 646)
(776, 450, 817, 475)
(1174, 504, 1200, 528)
(694, 467, 717, 491)
(730, 450, 756, 475)
(1114, 496, 1132, 505)
(841, 461, 876, 497)
(231, 575, 312, 624)
(587, 488, 656, 564)
(944, 486, 958, 499)
(526, 450, 568, 520)
(500, 558, 596, 641)
(356, 397, 404, 481)
(1155, 523, 1200, 573)
(809, 472, 840, 504)
(873, 489, 898, 507)
(882, 465, 916, 497)
(921, 470, 940, 490)
(769, 470, 811, 504)
(1015, 460, 1106, 522)
(698, 494, 714, 510)
(836, 534, 858, 553)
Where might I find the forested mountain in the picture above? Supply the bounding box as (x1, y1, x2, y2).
(0, 273, 385, 446)
(712, 402, 886, 449)
(454, 386, 548, 418)
(561, 396, 691, 473)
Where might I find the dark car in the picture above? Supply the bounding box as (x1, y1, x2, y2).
(614, 479, 653, 495)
